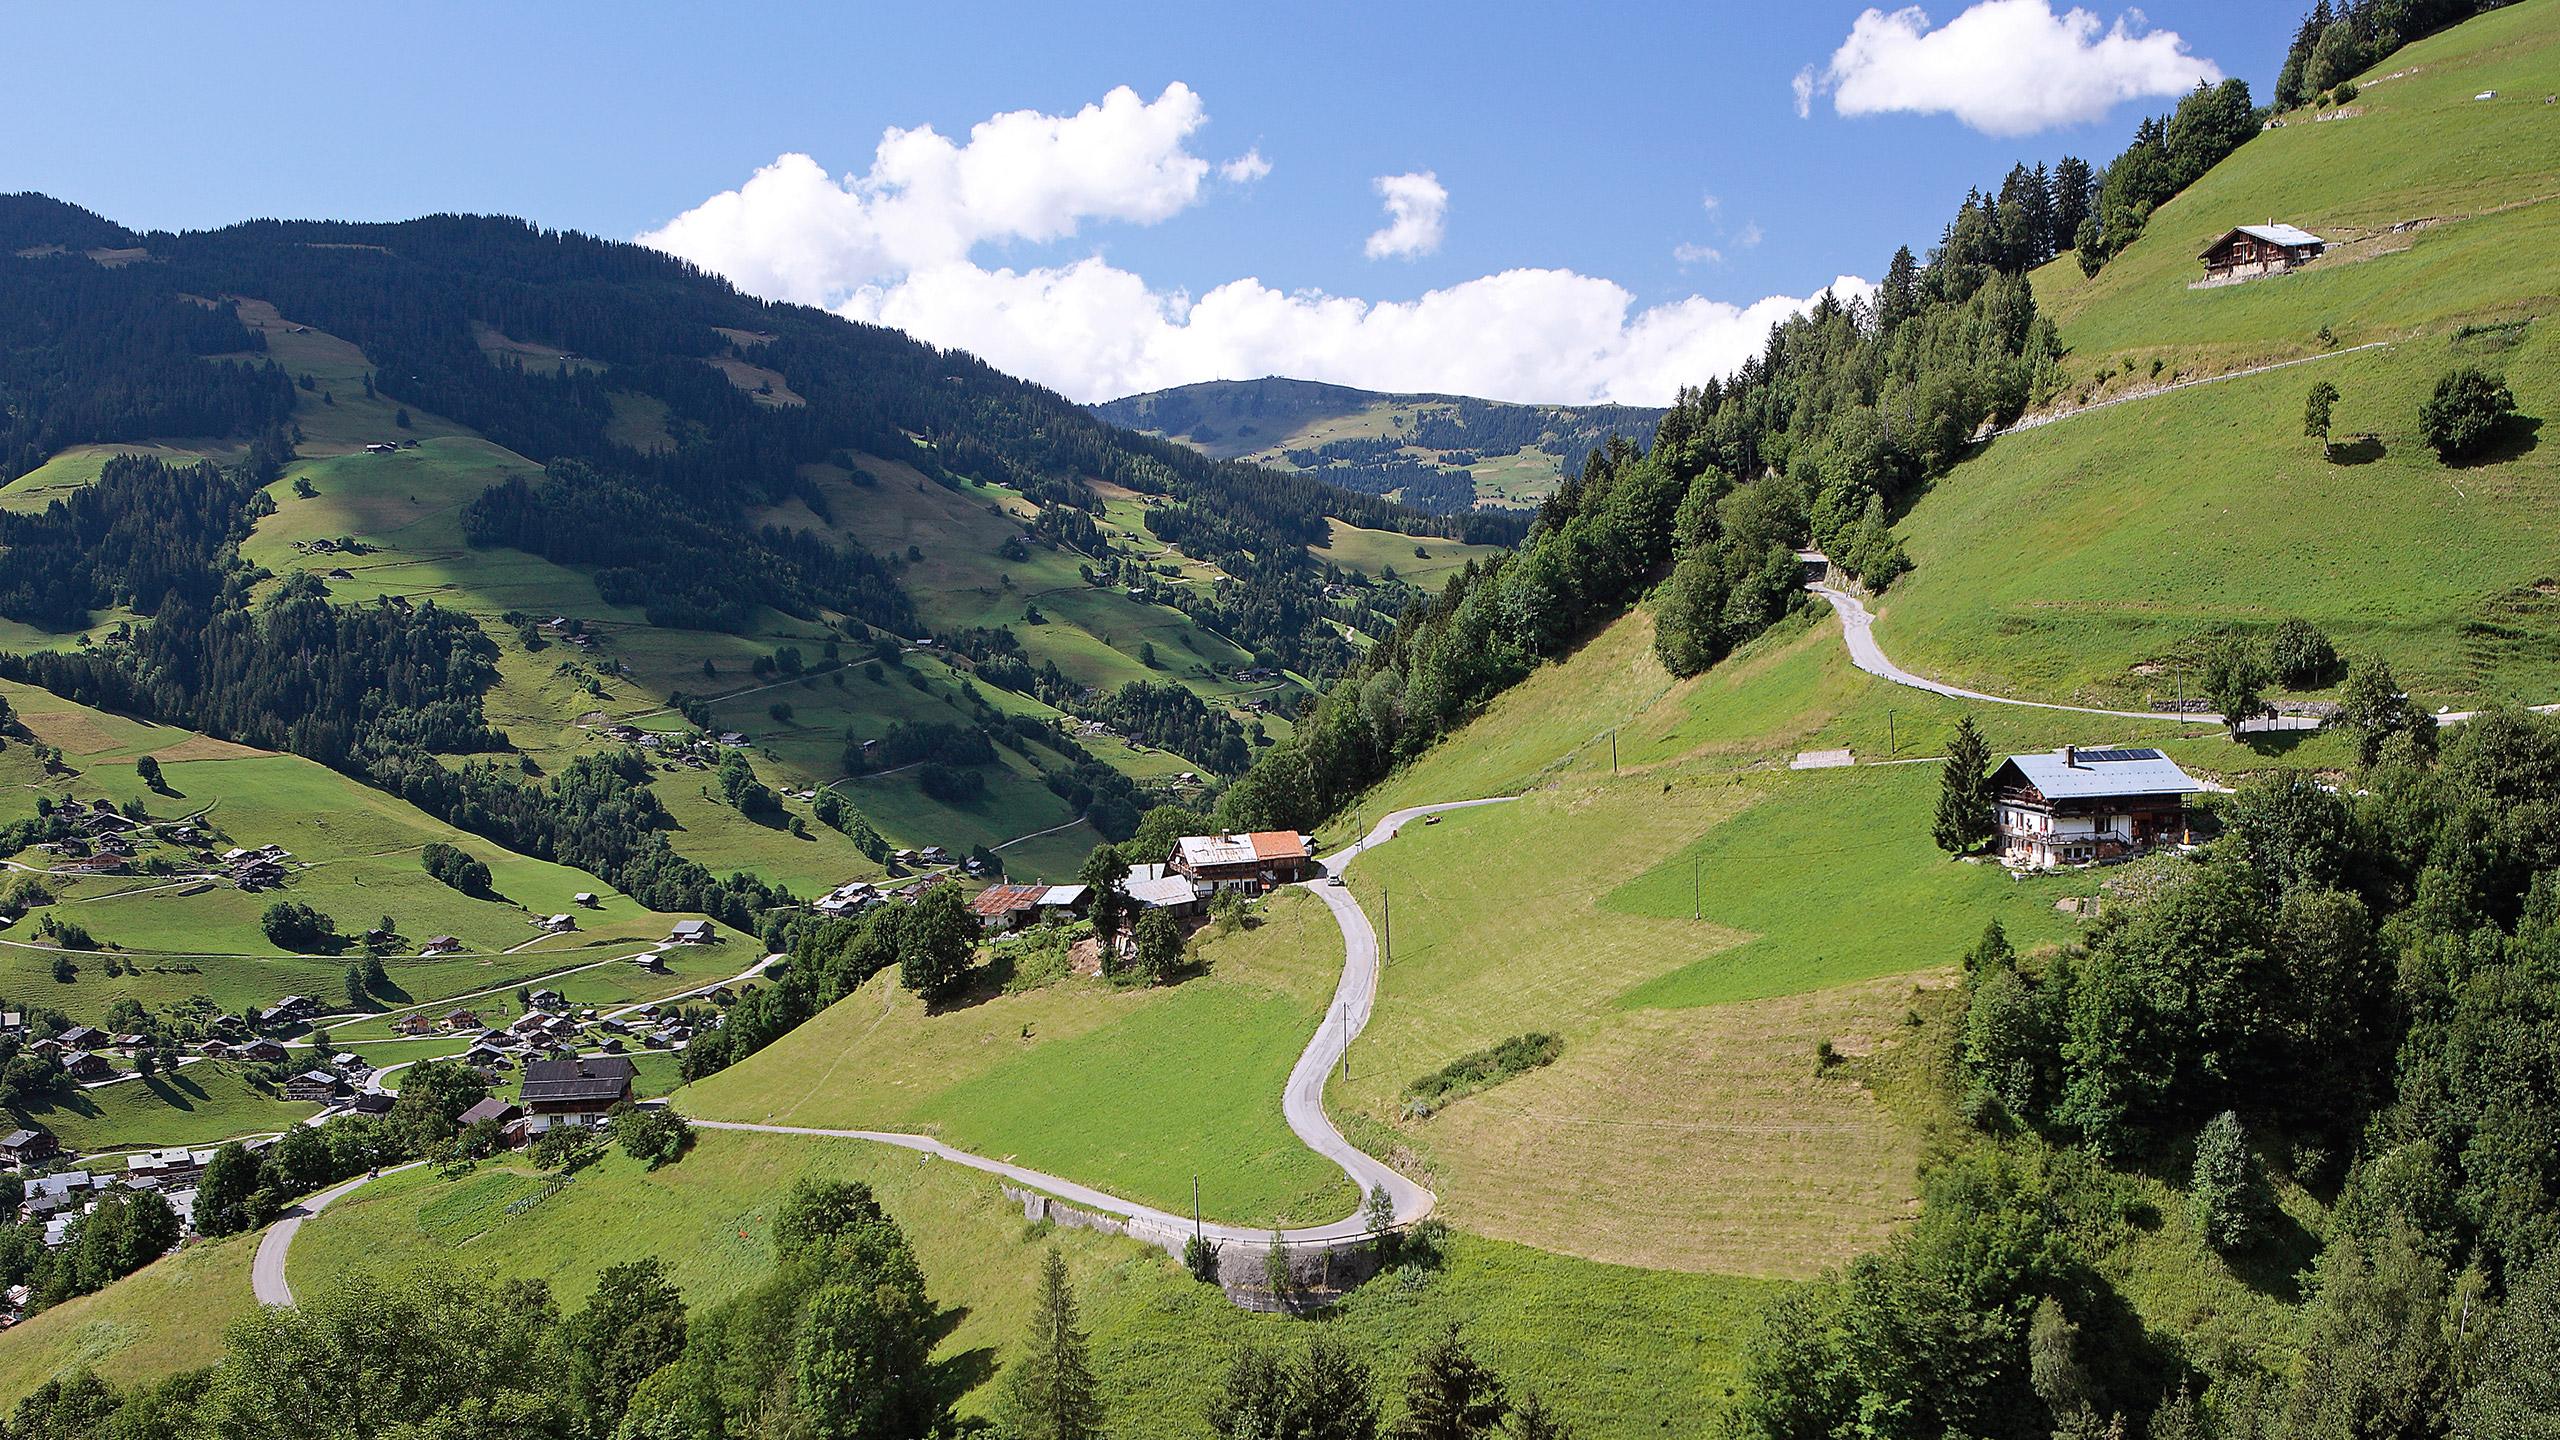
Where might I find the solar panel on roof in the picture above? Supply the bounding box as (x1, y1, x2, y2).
(2074, 748, 2162, 764)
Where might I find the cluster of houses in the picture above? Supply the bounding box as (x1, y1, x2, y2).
(23, 805, 296, 894)
(395, 987, 709, 1079)
(450, 1053, 640, 1145)
(3, 1017, 153, 1085)
(956, 829, 1317, 938)
(3, 1126, 236, 1277)
(358, 440, 421, 455)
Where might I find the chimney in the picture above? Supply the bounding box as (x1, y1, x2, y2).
(2060, 744, 2079, 767)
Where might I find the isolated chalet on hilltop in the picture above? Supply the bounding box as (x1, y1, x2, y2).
(1992, 746, 2205, 869)
(2197, 223, 2325, 284)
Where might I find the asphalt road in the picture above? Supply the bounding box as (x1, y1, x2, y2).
(249, 801, 1506, 1295)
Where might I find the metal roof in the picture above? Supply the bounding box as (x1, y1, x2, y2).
(2203, 223, 2323, 255)
(970, 884, 1047, 917)
(1996, 747, 2205, 801)
(1173, 834, 1258, 868)
(1127, 875, 1199, 908)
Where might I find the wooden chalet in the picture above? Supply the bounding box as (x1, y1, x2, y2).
(1990, 746, 2204, 869)
(1167, 832, 1314, 896)
(518, 1054, 636, 1132)
(2197, 223, 2324, 285)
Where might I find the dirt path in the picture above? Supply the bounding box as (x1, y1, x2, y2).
(1994, 341, 2392, 438)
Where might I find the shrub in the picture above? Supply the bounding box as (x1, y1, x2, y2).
(2333, 79, 2358, 104)
(1183, 1232, 1221, 1284)
(1405, 1032, 1562, 1106)
(2418, 366, 2519, 462)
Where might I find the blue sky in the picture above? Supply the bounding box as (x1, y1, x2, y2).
(4, 2, 2300, 403)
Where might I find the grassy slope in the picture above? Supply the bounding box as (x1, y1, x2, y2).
(0, 1234, 258, 1403)
(1882, 0, 2560, 708)
(11, 1064, 317, 1152)
(683, 889, 1357, 1227)
(273, 1131, 1773, 1439)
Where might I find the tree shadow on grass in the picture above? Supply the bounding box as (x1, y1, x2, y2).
(138, 1069, 218, 1114)
(2448, 412, 2543, 468)
(2222, 1205, 2320, 1303)
(2327, 434, 2385, 465)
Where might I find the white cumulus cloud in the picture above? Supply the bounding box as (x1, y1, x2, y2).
(640, 82, 1217, 304)
(645, 85, 1870, 407)
(1363, 171, 1447, 260)
(839, 258, 1869, 406)
(1673, 242, 1724, 266)
(1799, 1, 2221, 136)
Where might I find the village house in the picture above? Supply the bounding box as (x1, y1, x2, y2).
(421, 935, 464, 956)
(1168, 831, 1314, 896)
(438, 1007, 482, 1031)
(528, 988, 565, 1010)
(236, 1039, 289, 1064)
(455, 1096, 523, 1138)
(1991, 746, 2206, 870)
(2196, 223, 2324, 285)
(351, 1092, 394, 1117)
(56, 1025, 107, 1052)
(668, 919, 717, 945)
(21, 1171, 111, 1221)
(0, 1128, 60, 1168)
(1122, 863, 1205, 920)
(391, 1013, 438, 1036)
(537, 912, 577, 933)
(283, 1069, 341, 1103)
(969, 884, 1050, 932)
(60, 1051, 113, 1082)
(518, 1054, 636, 1131)
(574, 891, 599, 908)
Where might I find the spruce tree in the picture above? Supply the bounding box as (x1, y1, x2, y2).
(1002, 1247, 1104, 1440)
(1394, 1324, 1509, 1440)
(2192, 1109, 2272, 1252)
(1933, 716, 1994, 856)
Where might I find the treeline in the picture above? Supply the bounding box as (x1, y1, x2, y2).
(2275, 0, 2510, 110)
(2, 578, 506, 768)
(2076, 80, 2261, 275)
(1745, 702, 2560, 1440)
(369, 748, 790, 931)
(1221, 192, 2066, 829)
(0, 252, 294, 482)
(1095, 679, 1252, 776)
(462, 460, 912, 633)
(0, 449, 281, 630)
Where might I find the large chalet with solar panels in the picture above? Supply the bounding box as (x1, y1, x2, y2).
(1990, 746, 2205, 869)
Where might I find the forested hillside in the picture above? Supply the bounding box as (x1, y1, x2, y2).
(0, 193, 1508, 901)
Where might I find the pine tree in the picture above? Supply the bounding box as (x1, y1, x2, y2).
(1001, 1248, 1104, 1440)
(1933, 716, 1994, 856)
(1394, 1324, 1509, 1440)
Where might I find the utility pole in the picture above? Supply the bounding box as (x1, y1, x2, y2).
(1193, 1175, 1202, 1244)
(1381, 885, 1391, 966)
(1610, 729, 1619, 774)
(1887, 709, 1897, 758)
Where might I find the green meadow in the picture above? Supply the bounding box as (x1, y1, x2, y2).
(683, 888, 1358, 1227)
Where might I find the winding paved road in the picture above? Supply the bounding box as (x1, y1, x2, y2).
(1810, 584, 2552, 730)
(251, 799, 1507, 1301)
(252, 1161, 426, 1305)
